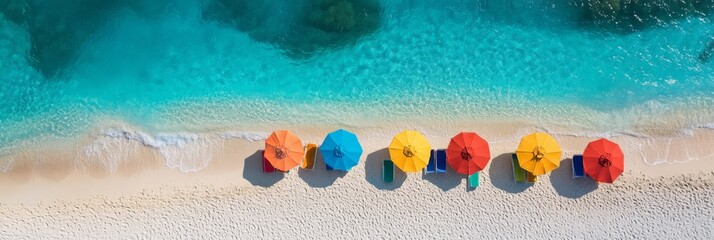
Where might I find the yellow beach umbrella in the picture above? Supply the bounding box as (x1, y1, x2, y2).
(516, 132, 561, 176)
(388, 130, 432, 173)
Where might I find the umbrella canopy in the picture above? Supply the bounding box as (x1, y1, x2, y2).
(319, 129, 363, 171)
(388, 130, 432, 173)
(264, 130, 305, 172)
(446, 132, 491, 175)
(516, 132, 561, 176)
(583, 138, 624, 183)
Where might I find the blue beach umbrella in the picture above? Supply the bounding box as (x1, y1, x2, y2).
(320, 129, 363, 171)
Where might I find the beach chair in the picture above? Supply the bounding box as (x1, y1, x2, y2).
(511, 154, 526, 183)
(301, 143, 317, 170)
(316, 145, 333, 171)
(468, 172, 479, 188)
(572, 155, 585, 178)
(526, 171, 538, 183)
(262, 151, 275, 173)
(425, 149, 436, 174)
(383, 160, 394, 183)
(436, 149, 447, 173)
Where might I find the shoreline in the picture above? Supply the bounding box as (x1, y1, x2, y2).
(0, 120, 712, 238)
(1, 120, 713, 204)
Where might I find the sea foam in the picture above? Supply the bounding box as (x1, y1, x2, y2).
(0, 154, 15, 173)
(81, 127, 267, 173)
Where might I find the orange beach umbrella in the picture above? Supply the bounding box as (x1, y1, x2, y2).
(264, 130, 305, 172)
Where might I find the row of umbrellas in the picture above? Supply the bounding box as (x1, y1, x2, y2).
(265, 129, 363, 171)
(264, 129, 625, 183)
(516, 133, 624, 183)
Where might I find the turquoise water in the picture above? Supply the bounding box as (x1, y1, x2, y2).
(1, 0, 713, 153)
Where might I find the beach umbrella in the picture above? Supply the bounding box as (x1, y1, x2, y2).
(583, 138, 624, 183)
(388, 130, 432, 173)
(264, 130, 305, 172)
(446, 132, 491, 175)
(319, 129, 363, 171)
(516, 132, 561, 176)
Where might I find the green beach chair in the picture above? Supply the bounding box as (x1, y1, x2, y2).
(468, 172, 479, 188)
(511, 154, 527, 183)
(383, 160, 394, 183)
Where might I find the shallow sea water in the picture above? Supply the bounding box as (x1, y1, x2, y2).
(0, 0, 713, 157)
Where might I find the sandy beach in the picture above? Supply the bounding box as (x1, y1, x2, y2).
(2, 0, 714, 238)
(0, 122, 712, 239)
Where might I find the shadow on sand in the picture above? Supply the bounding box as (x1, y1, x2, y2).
(422, 167, 462, 192)
(365, 148, 406, 190)
(242, 150, 284, 187)
(488, 153, 532, 193)
(298, 150, 347, 188)
(549, 158, 598, 198)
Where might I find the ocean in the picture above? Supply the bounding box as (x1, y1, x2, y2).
(1, 0, 713, 162)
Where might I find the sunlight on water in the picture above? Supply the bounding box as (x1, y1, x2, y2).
(0, 0, 713, 155)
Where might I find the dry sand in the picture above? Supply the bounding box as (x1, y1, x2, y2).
(0, 122, 713, 239)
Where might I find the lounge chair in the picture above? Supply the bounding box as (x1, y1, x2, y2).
(436, 149, 447, 173)
(511, 154, 526, 183)
(572, 154, 585, 178)
(383, 159, 394, 183)
(468, 172, 479, 188)
(318, 145, 333, 171)
(526, 171, 538, 183)
(301, 143, 317, 170)
(262, 151, 275, 173)
(425, 149, 436, 174)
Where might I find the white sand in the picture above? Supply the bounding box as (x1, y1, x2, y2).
(0, 123, 713, 239)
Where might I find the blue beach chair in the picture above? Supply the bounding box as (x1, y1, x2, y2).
(425, 149, 436, 174)
(436, 149, 447, 173)
(572, 155, 585, 178)
(320, 145, 334, 171)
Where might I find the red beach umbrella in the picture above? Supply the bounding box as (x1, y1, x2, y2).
(446, 132, 491, 175)
(583, 138, 624, 183)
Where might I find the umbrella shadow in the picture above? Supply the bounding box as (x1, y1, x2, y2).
(298, 150, 347, 188)
(365, 148, 406, 190)
(421, 167, 462, 192)
(488, 153, 532, 193)
(242, 150, 284, 187)
(550, 158, 598, 198)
